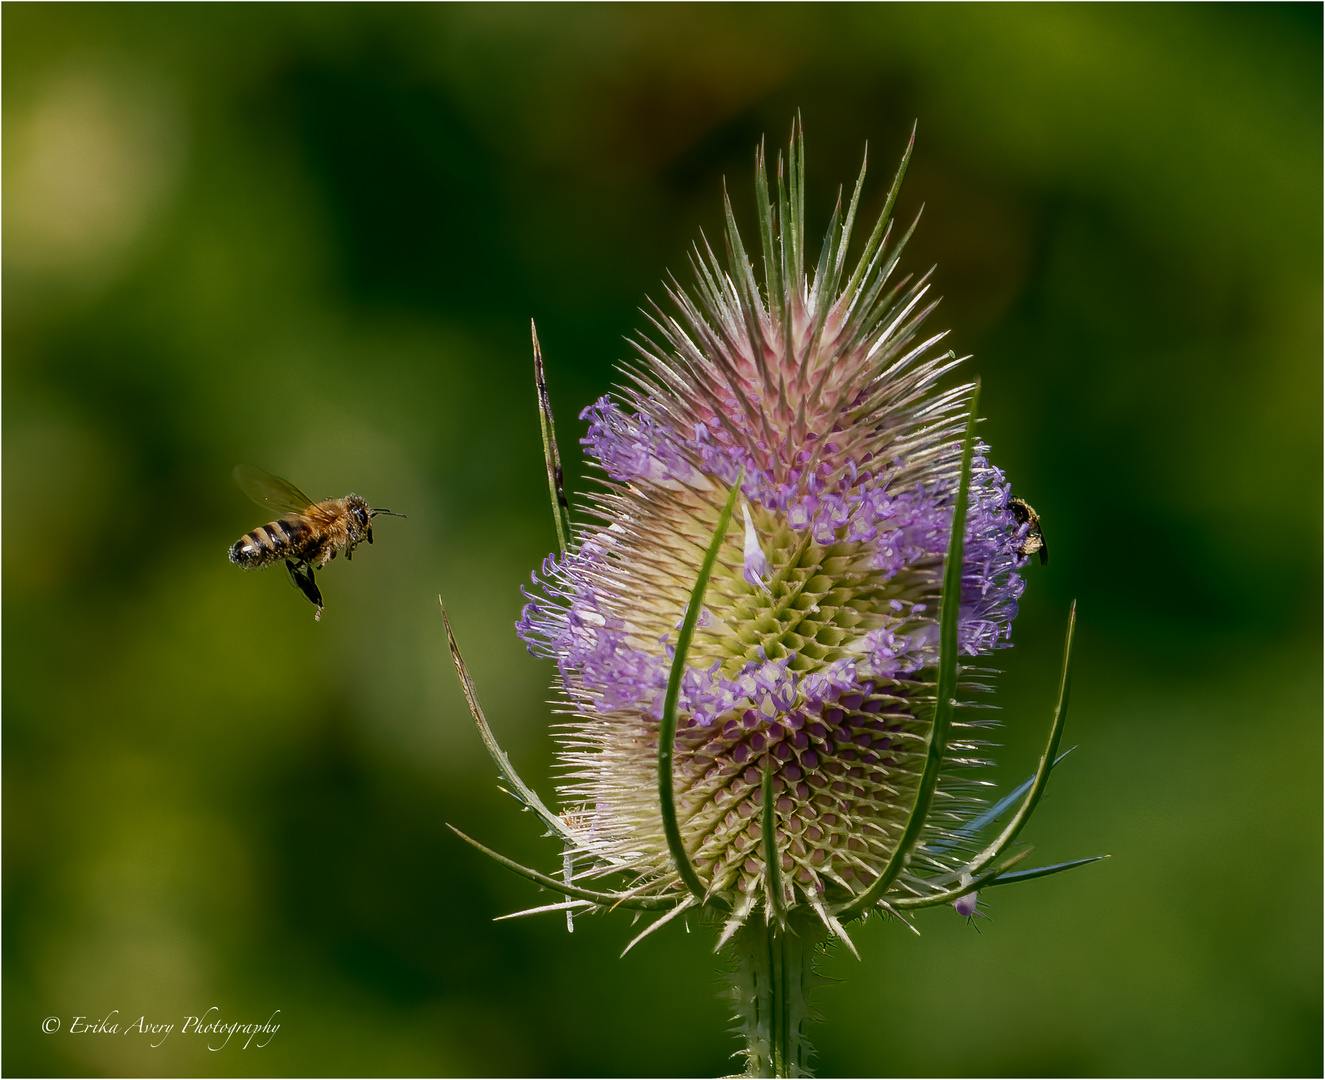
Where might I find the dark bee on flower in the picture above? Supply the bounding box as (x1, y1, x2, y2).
(229, 464, 400, 620)
(1008, 496, 1048, 565)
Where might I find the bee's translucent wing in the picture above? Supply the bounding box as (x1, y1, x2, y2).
(233, 464, 314, 515)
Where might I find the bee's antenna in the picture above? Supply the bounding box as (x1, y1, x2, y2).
(371, 508, 405, 518)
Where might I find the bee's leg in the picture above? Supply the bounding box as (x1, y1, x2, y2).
(285, 559, 325, 619)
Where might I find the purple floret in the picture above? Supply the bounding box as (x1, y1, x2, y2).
(520, 397, 1027, 718)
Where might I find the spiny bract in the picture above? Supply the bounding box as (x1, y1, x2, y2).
(518, 125, 1033, 942)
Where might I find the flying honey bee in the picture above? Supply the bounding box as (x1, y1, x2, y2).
(1008, 496, 1048, 566)
(229, 464, 401, 620)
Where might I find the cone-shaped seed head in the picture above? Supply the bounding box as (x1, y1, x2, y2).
(519, 125, 1032, 927)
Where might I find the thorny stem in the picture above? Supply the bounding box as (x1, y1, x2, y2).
(725, 912, 826, 1078)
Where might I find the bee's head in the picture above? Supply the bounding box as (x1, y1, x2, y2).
(363, 499, 404, 544)
(345, 495, 374, 543)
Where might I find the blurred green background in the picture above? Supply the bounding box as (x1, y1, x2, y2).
(4, 4, 1320, 1076)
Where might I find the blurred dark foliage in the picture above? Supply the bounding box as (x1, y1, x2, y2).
(4, 5, 1320, 1076)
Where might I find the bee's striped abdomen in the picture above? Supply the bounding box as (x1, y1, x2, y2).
(229, 516, 313, 568)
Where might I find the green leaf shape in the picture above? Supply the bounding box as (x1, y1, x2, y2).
(447, 825, 676, 911)
(895, 853, 1108, 912)
(531, 321, 572, 554)
(658, 471, 745, 910)
(440, 598, 574, 844)
(835, 381, 981, 924)
(981, 855, 1109, 890)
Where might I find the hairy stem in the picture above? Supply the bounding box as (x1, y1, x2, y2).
(724, 912, 826, 1078)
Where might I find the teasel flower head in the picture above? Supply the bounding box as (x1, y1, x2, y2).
(444, 120, 1101, 1077)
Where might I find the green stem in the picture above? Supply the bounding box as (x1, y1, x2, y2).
(725, 913, 825, 1078)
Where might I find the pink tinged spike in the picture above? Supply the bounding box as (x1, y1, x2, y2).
(742, 504, 771, 590)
